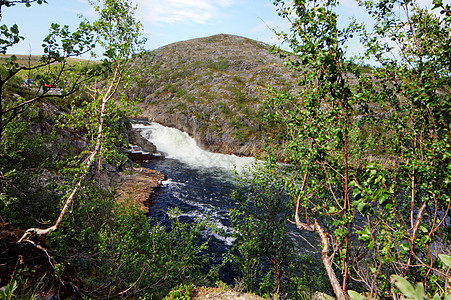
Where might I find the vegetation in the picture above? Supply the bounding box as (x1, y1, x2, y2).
(229, 162, 332, 298)
(249, 0, 450, 298)
(1, 0, 450, 299)
(0, 1, 216, 299)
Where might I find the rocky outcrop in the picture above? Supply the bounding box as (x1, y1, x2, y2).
(192, 287, 265, 300)
(137, 110, 262, 157)
(115, 168, 167, 213)
(130, 34, 299, 157)
(24, 103, 164, 205)
(128, 129, 157, 153)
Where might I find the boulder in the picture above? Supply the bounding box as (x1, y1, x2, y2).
(129, 129, 157, 153)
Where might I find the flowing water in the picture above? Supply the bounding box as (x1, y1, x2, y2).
(132, 122, 318, 282)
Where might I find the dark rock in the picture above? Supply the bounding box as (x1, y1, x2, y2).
(129, 129, 157, 153)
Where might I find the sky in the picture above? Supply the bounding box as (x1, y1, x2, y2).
(2, 0, 365, 56)
(2, 0, 438, 59)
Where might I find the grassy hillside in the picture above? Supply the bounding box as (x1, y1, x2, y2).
(130, 34, 299, 156)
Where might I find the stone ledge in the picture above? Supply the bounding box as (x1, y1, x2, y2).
(116, 168, 167, 213)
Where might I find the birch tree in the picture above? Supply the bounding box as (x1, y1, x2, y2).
(266, 0, 450, 298)
(18, 0, 145, 243)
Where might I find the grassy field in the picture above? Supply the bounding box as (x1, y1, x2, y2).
(1, 54, 100, 85)
(0, 54, 89, 66)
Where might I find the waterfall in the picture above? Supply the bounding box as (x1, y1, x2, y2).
(132, 122, 257, 172)
(132, 121, 318, 283)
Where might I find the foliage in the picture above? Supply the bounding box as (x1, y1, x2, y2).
(349, 254, 451, 299)
(0, 2, 101, 137)
(0, 1, 223, 300)
(229, 161, 331, 298)
(0, 0, 101, 229)
(10, 0, 146, 243)
(0, 129, 62, 228)
(351, 0, 451, 296)
(265, 0, 450, 298)
(0, 1, 220, 299)
(0, 280, 17, 300)
(49, 186, 213, 299)
(268, 0, 364, 297)
(163, 283, 196, 300)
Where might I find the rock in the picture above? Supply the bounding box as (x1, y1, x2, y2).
(128, 34, 300, 158)
(116, 168, 167, 213)
(312, 292, 336, 300)
(192, 287, 265, 300)
(129, 129, 157, 153)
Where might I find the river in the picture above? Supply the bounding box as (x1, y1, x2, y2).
(132, 122, 318, 282)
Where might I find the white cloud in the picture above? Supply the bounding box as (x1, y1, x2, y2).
(132, 0, 235, 25)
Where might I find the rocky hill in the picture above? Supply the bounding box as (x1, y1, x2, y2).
(130, 34, 298, 157)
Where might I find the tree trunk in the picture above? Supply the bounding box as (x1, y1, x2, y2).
(294, 194, 348, 300)
(17, 68, 121, 243)
(314, 219, 348, 300)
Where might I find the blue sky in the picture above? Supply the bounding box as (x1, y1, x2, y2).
(3, 0, 370, 56)
(2, 0, 436, 59)
(3, 0, 281, 55)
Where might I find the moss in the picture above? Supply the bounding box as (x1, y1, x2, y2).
(176, 88, 188, 98)
(229, 116, 245, 129)
(233, 126, 256, 142)
(206, 59, 230, 71)
(209, 122, 222, 134)
(173, 68, 192, 80)
(226, 85, 248, 104)
(175, 102, 187, 113)
(217, 102, 232, 115)
(232, 75, 244, 83)
(184, 93, 195, 102)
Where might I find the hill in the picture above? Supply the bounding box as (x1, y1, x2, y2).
(130, 34, 298, 157)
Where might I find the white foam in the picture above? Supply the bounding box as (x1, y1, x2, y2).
(133, 122, 249, 246)
(210, 220, 236, 246)
(165, 201, 236, 246)
(132, 122, 257, 172)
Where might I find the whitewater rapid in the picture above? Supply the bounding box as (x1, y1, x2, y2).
(132, 122, 257, 172)
(132, 121, 318, 282)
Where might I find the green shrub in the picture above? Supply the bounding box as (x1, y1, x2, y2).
(164, 283, 196, 300)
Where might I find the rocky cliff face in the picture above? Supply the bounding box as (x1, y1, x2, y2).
(130, 34, 298, 157)
(22, 102, 163, 208)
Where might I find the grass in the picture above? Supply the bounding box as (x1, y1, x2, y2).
(0, 54, 102, 93)
(205, 59, 230, 71)
(0, 54, 88, 66)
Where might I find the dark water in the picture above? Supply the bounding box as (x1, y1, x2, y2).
(142, 158, 239, 282)
(142, 158, 237, 242)
(133, 122, 319, 283)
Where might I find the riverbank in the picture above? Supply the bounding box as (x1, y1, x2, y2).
(116, 167, 167, 213)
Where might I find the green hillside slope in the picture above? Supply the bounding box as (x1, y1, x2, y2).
(130, 34, 298, 156)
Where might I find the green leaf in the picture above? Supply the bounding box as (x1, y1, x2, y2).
(399, 243, 409, 255)
(432, 0, 442, 9)
(348, 290, 365, 300)
(392, 275, 417, 299)
(328, 206, 337, 214)
(415, 282, 425, 300)
(438, 254, 451, 267)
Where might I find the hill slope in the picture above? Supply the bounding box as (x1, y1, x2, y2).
(130, 34, 298, 156)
